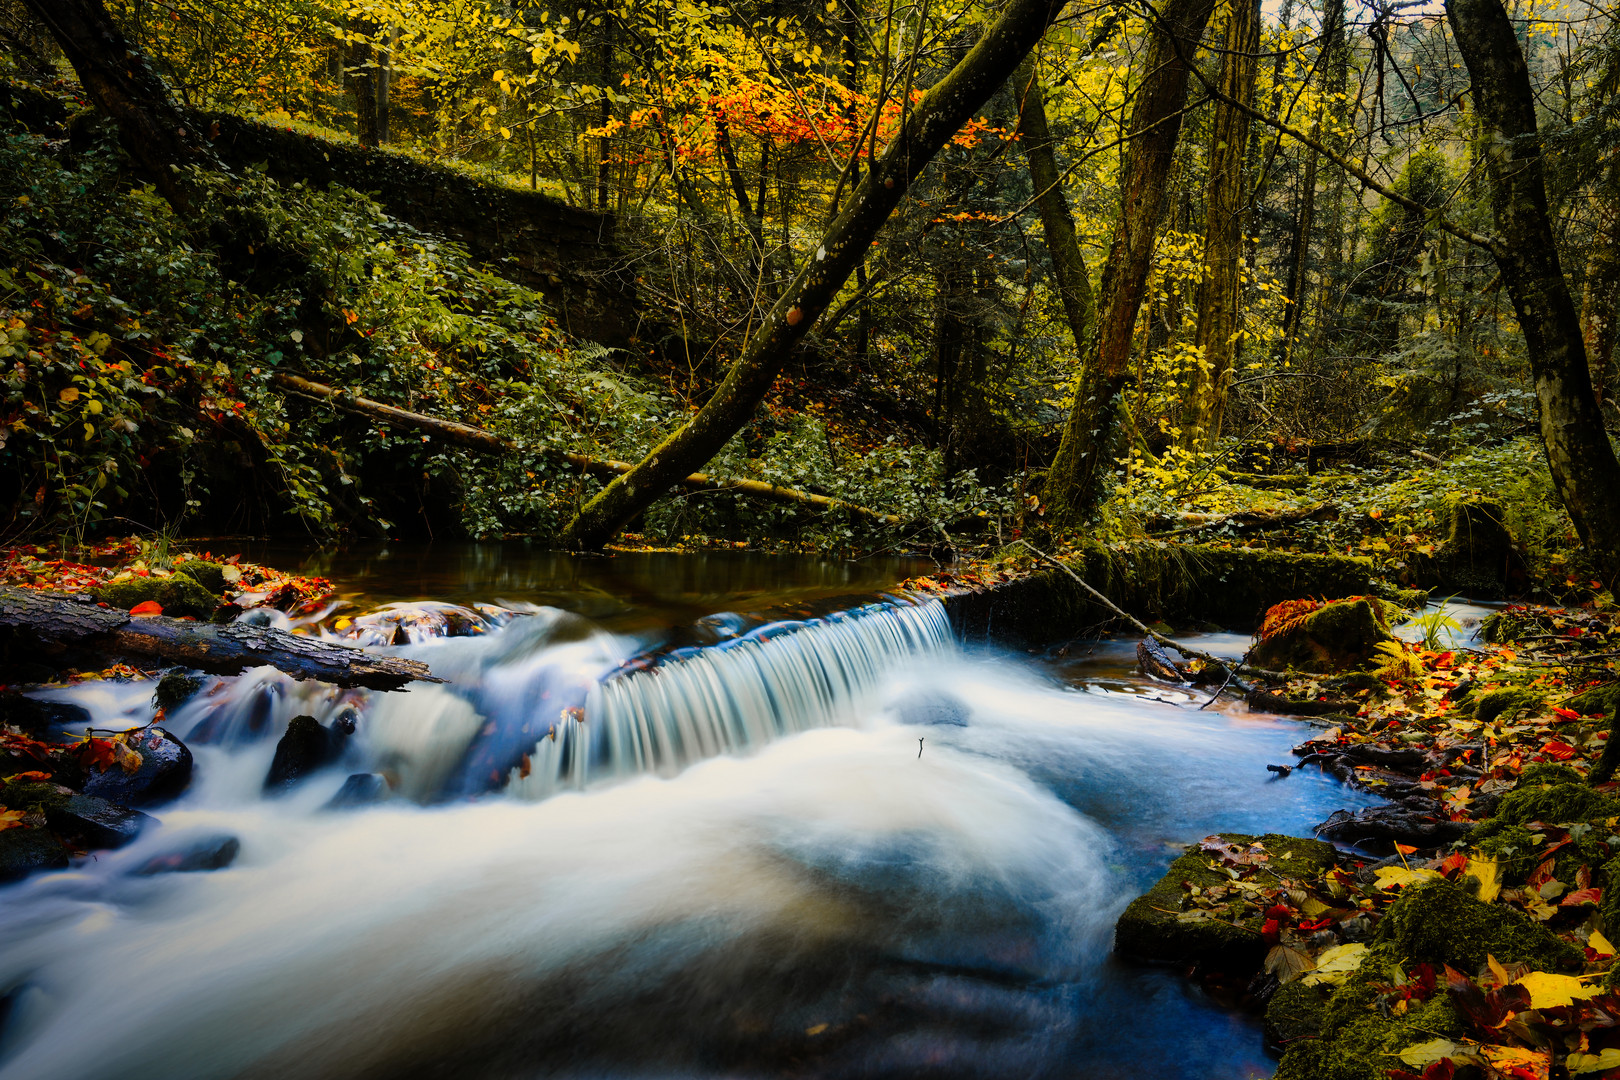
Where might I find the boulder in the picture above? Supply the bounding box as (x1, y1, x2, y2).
(82, 727, 193, 807)
(3, 779, 149, 850)
(264, 715, 350, 793)
(134, 834, 240, 875)
(323, 773, 391, 810)
(1114, 833, 1340, 972)
(1249, 597, 1399, 674)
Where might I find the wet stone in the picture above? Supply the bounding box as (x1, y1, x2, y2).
(323, 773, 390, 810)
(82, 727, 193, 808)
(0, 826, 69, 882)
(264, 715, 349, 794)
(47, 792, 149, 849)
(134, 834, 240, 876)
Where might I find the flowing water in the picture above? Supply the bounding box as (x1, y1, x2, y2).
(0, 547, 1382, 1080)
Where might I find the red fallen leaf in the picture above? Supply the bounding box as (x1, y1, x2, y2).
(129, 600, 162, 616)
(1541, 740, 1579, 760)
(74, 737, 117, 772)
(1561, 887, 1602, 907)
(1385, 1057, 1456, 1080)
(7, 771, 50, 781)
(1265, 904, 1292, 921)
(1553, 707, 1582, 722)
(1298, 917, 1336, 932)
(1438, 852, 1469, 878)
(1260, 919, 1281, 945)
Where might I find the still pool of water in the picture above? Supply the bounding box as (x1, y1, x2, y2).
(0, 548, 1381, 1080)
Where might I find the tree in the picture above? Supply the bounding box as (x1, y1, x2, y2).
(556, 0, 1072, 550)
(1447, 0, 1620, 591)
(1040, 0, 1217, 527)
(1179, 0, 1261, 448)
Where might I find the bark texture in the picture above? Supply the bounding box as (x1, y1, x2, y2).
(0, 588, 437, 690)
(1180, 0, 1261, 448)
(1581, 165, 1620, 404)
(1041, 0, 1217, 526)
(1448, 0, 1620, 593)
(556, 0, 1070, 549)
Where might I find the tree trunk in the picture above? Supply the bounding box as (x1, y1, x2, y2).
(347, 20, 379, 148)
(1040, 0, 1217, 527)
(1179, 0, 1260, 448)
(1448, 0, 1620, 593)
(17, 0, 213, 217)
(1013, 53, 1096, 359)
(557, 0, 1071, 550)
(0, 588, 437, 690)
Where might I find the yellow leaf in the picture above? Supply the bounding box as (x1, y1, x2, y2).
(1487, 954, 1511, 988)
(1301, 943, 1367, 986)
(500, 127, 511, 139)
(1590, 929, 1616, 956)
(0, 808, 26, 832)
(58, 387, 80, 404)
(1569, 1049, 1620, 1075)
(1513, 971, 1604, 1009)
(1481, 1045, 1548, 1079)
(1467, 853, 1502, 903)
(1374, 866, 1441, 890)
(1397, 1038, 1458, 1067)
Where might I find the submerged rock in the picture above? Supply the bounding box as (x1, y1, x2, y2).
(264, 715, 350, 793)
(82, 727, 193, 808)
(1250, 597, 1400, 674)
(323, 773, 390, 809)
(1114, 833, 1340, 972)
(892, 690, 971, 727)
(134, 834, 240, 875)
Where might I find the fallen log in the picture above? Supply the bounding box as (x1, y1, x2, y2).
(273, 373, 904, 527)
(0, 588, 438, 690)
(1150, 502, 1340, 538)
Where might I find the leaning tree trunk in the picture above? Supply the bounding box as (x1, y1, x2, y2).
(1013, 53, 1096, 358)
(1179, 0, 1261, 449)
(1040, 0, 1217, 527)
(557, 0, 1071, 550)
(1448, 0, 1620, 594)
(17, 0, 214, 217)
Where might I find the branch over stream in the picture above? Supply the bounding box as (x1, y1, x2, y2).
(274, 373, 904, 527)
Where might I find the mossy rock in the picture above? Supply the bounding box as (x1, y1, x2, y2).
(1480, 611, 1525, 645)
(1264, 979, 1331, 1048)
(1274, 966, 1467, 1080)
(1249, 598, 1399, 674)
(1566, 684, 1620, 720)
(1408, 500, 1521, 599)
(1114, 833, 1339, 972)
(1374, 878, 1581, 971)
(1488, 782, 1620, 828)
(1467, 687, 1543, 724)
(94, 571, 220, 619)
(1384, 587, 1432, 611)
(152, 672, 205, 711)
(174, 559, 228, 594)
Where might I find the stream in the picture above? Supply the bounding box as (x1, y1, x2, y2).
(0, 545, 1387, 1080)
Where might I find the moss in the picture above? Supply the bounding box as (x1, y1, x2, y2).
(1517, 763, 1584, 787)
(1374, 879, 1581, 971)
(94, 571, 220, 619)
(1275, 976, 1467, 1080)
(1481, 611, 1525, 645)
(1489, 782, 1620, 827)
(1565, 684, 1620, 719)
(174, 559, 228, 594)
(1384, 587, 1432, 611)
(1264, 980, 1331, 1047)
(1470, 687, 1543, 724)
(1250, 598, 1399, 674)
(1114, 833, 1339, 971)
(152, 672, 204, 711)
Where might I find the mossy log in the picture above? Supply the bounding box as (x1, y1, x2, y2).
(0, 587, 436, 690)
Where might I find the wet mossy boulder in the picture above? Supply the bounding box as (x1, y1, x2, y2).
(1115, 833, 1339, 972)
(1, 779, 149, 850)
(173, 559, 228, 594)
(1408, 499, 1522, 599)
(1374, 878, 1581, 971)
(81, 727, 193, 808)
(1488, 782, 1620, 828)
(1250, 598, 1399, 674)
(94, 571, 220, 619)
(1275, 881, 1580, 1080)
(1462, 686, 1543, 723)
(0, 824, 69, 882)
(1264, 979, 1331, 1048)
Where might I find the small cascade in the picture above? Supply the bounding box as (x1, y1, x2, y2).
(507, 598, 955, 799)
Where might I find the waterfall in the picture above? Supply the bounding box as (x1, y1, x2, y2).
(507, 598, 955, 799)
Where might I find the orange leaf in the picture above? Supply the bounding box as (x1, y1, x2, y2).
(0, 809, 26, 832)
(129, 600, 163, 616)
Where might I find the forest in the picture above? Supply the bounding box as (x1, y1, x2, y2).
(0, 0, 1614, 592)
